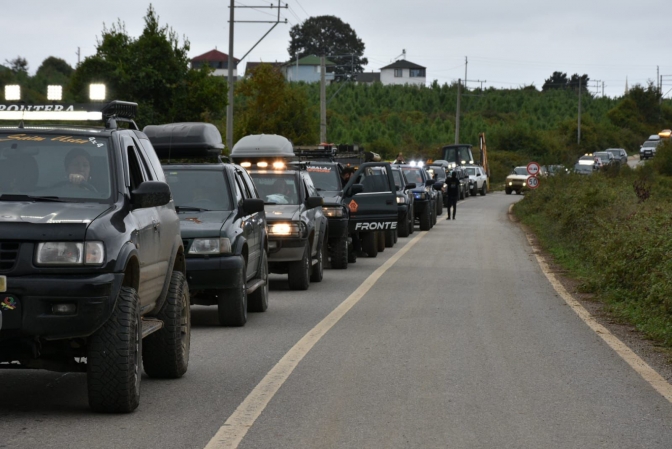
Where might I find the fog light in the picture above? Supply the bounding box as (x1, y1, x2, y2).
(268, 241, 278, 249)
(52, 303, 77, 315)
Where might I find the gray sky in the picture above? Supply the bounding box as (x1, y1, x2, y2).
(2, 0, 670, 98)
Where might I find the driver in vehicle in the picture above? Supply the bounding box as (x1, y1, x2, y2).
(64, 148, 93, 187)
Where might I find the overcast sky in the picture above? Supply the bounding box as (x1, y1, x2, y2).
(2, 0, 670, 98)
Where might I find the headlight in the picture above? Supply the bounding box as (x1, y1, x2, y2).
(36, 241, 105, 265)
(268, 222, 302, 237)
(508, 182, 513, 186)
(322, 206, 344, 218)
(396, 196, 406, 204)
(414, 192, 426, 200)
(188, 238, 232, 255)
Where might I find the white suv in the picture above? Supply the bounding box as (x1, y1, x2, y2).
(464, 165, 488, 196)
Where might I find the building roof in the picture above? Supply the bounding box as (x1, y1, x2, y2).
(356, 72, 381, 83)
(191, 49, 240, 64)
(380, 59, 426, 70)
(245, 61, 285, 74)
(288, 55, 336, 67)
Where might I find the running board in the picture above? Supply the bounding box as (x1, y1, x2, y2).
(246, 279, 265, 295)
(141, 318, 164, 338)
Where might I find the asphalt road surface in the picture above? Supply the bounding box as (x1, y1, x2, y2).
(2, 192, 672, 449)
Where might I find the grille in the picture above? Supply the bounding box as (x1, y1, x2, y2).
(0, 242, 20, 271)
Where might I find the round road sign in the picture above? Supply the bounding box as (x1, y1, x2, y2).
(527, 162, 540, 176)
(527, 175, 540, 189)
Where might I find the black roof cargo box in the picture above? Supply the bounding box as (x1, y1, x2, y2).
(144, 122, 224, 159)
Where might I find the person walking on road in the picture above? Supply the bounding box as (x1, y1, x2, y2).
(446, 171, 460, 220)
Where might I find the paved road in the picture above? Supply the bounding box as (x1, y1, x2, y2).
(628, 155, 642, 168)
(2, 193, 672, 449)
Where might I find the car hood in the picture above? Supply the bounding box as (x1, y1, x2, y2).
(265, 204, 301, 222)
(178, 210, 234, 238)
(0, 201, 111, 224)
(506, 174, 529, 181)
(318, 191, 342, 206)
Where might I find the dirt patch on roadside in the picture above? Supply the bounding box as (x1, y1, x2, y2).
(509, 205, 672, 385)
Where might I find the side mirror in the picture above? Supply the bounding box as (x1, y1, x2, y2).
(433, 182, 444, 191)
(424, 179, 435, 187)
(349, 184, 364, 196)
(405, 183, 417, 190)
(131, 181, 171, 209)
(242, 198, 265, 215)
(306, 196, 324, 209)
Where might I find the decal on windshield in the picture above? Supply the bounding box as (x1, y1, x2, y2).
(0, 134, 102, 146)
(307, 166, 332, 173)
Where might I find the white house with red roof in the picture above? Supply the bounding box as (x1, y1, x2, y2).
(190, 49, 240, 78)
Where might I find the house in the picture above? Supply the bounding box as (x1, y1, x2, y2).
(191, 49, 240, 78)
(282, 55, 336, 83)
(379, 60, 426, 86)
(355, 72, 381, 85)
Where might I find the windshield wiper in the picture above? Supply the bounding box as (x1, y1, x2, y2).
(0, 194, 66, 202)
(175, 206, 210, 212)
(264, 202, 277, 205)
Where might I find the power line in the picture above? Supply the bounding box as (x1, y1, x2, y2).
(292, 0, 309, 17)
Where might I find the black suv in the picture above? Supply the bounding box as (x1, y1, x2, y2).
(391, 166, 416, 237)
(144, 123, 268, 327)
(399, 165, 442, 231)
(231, 135, 328, 291)
(0, 102, 189, 413)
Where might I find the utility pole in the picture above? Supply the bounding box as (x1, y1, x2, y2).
(225, 0, 288, 150)
(657, 66, 660, 94)
(455, 79, 461, 144)
(226, 0, 235, 152)
(464, 57, 468, 90)
(602, 81, 605, 97)
(320, 56, 327, 143)
(578, 78, 582, 146)
(75, 47, 81, 66)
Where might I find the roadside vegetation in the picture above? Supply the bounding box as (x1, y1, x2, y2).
(514, 141, 672, 346)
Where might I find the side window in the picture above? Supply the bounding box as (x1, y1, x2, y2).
(122, 136, 147, 190)
(233, 176, 244, 204)
(302, 177, 310, 200)
(127, 137, 153, 181)
(305, 175, 318, 197)
(138, 138, 166, 182)
(235, 173, 252, 199)
(239, 169, 259, 199)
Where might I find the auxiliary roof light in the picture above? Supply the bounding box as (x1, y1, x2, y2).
(409, 161, 417, 167)
(47, 85, 63, 101)
(272, 161, 285, 170)
(417, 161, 424, 168)
(89, 84, 106, 101)
(257, 161, 268, 168)
(240, 162, 252, 168)
(4, 85, 20, 101)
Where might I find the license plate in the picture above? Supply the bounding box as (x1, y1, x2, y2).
(0, 276, 5, 293)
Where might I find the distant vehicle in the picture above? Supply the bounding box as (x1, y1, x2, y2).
(574, 163, 594, 175)
(604, 148, 627, 165)
(440, 144, 474, 169)
(448, 166, 470, 199)
(463, 164, 488, 196)
(399, 165, 442, 230)
(505, 166, 532, 194)
(546, 164, 569, 175)
(648, 134, 661, 141)
(640, 140, 660, 160)
(594, 151, 616, 166)
(391, 166, 416, 237)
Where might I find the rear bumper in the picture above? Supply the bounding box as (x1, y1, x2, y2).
(0, 273, 124, 341)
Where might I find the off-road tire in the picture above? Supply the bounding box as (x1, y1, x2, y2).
(398, 216, 409, 237)
(288, 242, 310, 290)
(143, 271, 191, 379)
(436, 196, 443, 216)
(377, 231, 386, 252)
(218, 263, 247, 326)
(408, 206, 415, 234)
(310, 237, 326, 282)
(393, 229, 398, 244)
(348, 243, 357, 263)
(248, 251, 269, 312)
(419, 205, 431, 231)
(480, 182, 487, 196)
(384, 229, 394, 248)
(87, 286, 141, 413)
(330, 234, 348, 269)
(505, 188, 512, 195)
(361, 232, 378, 258)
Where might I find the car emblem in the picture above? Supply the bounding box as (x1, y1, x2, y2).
(348, 200, 359, 213)
(1, 296, 17, 311)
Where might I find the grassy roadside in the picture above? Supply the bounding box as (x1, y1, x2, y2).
(513, 156, 672, 346)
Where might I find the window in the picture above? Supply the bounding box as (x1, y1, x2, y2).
(409, 69, 426, 78)
(394, 69, 403, 78)
(235, 173, 252, 199)
(138, 139, 166, 182)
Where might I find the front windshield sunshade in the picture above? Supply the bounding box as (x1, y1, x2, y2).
(165, 170, 232, 211)
(306, 165, 341, 191)
(0, 133, 112, 201)
(250, 173, 300, 205)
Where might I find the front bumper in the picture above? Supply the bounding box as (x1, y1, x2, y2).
(185, 255, 244, 291)
(0, 272, 124, 341)
(268, 237, 308, 262)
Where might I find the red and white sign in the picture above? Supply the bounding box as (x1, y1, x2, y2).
(527, 161, 540, 176)
(527, 175, 540, 189)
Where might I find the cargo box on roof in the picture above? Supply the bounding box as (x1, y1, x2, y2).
(230, 134, 295, 163)
(144, 122, 224, 159)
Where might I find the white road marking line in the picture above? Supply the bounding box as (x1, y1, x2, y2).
(204, 230, 429, 449)
(509, 203, 672, 404)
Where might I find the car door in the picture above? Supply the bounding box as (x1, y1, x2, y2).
(233, 170, 259, 281)
(303, 173, 326, 255)
(122, 135, 162, 309)
(342, 162, 397, 232)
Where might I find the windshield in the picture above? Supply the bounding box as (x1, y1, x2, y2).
(0, 132, 112, 202)
(306, 165, 341, 191)
(401, 167, 424, 185)
(165, 169, 232, 211)
(643, 141, 658, 148)
(606, 149, 621, 156)
(574, 164, 593, 173)
(594, 152, 610, 159)
(512, 167, 528, 175)
(430, 167, 446, 180)
(250, 173, 300, 205)
(465, 168, 476, 176)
